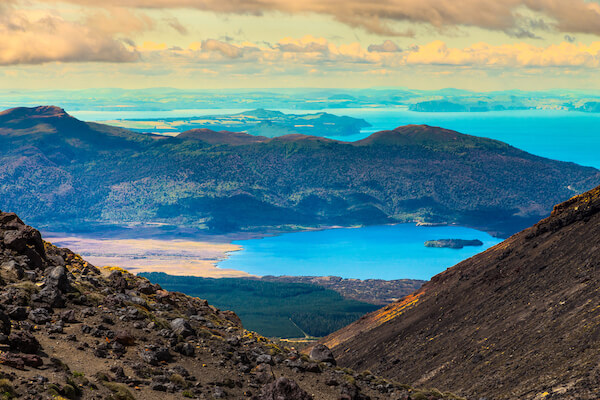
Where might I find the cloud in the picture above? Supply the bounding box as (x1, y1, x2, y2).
(404, 40, 600, 68)
(0, 9, 139, 65)
(84, 7, 154, 35)
(139, 41, 167, 51)
(164, 17, 188, 35)
(191, 39, 259, 58)
(368, 40, 402, 52)
(277, 35, 330, 53)
(29, 0, 600, 36)
(506, 28, 542, 40)
(146, 36, 600, 73)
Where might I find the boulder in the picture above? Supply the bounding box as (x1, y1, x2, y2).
(3, 229, 28, 252)
(170, 318, 195, 338)
(31, 287, 65, 308)
(0, 352, 43, 369)
(1, 260, 24, 279)
(309, 344, 336, 365)
(139, 345, 171, 365)
(6, 305, 28, 321)
(1, 222, 46, 261)
(115, 331, 136, 346)
(8, 330, 41, 353)
(46, 266, 71, 292)
(28, 308, 51, 324)
(173, 342, 195, 357)
(108, 270, 129, 291)
(259, 377, 312, 400)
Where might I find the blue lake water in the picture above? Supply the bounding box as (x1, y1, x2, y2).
(217, 224, 502, 280)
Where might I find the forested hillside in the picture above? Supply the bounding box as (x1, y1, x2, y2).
(2, 106, 599, 238)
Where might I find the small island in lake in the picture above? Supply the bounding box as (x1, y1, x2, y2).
(424, 239, 484, 249)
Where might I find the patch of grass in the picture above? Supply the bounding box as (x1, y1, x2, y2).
(103, 382, 136, 400)
(0, 379, 16, 400)
(169, 374, 186, 386)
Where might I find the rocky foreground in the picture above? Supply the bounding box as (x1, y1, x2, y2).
(0, 211, 462, 400)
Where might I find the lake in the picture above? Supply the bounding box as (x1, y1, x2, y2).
(217, 224, 502, 280)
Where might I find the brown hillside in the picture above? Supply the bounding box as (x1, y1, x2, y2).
(322, 185, 600, 399)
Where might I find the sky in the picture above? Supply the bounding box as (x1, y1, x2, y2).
(1, 0, 600, 90)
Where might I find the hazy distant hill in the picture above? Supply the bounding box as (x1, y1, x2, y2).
(321, 185, 600, 399)
(1, 106, 599, 237)
(107, 108, 371, 137)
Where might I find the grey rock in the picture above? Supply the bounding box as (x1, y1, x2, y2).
(309, 344, 336, 365)
(259, 377, 311, 400)
(28, 307, 51, 324)
(170, 318, 195, 338)
(46, 266, 71, 292)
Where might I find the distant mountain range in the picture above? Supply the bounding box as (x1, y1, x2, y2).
(321, 184, 600, 399)
(1, 106, 599, 237)
(3, 87, 599, 113)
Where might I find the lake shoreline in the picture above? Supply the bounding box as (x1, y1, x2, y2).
(43, 221, 503, 280)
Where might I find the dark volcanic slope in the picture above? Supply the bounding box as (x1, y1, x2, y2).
(322, 185, 600, 399)
(1, 106, 600, 237)
(0, 211, 461, 400)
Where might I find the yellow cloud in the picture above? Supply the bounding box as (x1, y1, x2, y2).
(405, 41, 600, 68)
(139, 41, 167, 51)
(158, 36, 600, 70)
(0, 8, 138, 65)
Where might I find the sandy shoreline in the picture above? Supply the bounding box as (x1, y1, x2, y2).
(45, 236, 253, 277)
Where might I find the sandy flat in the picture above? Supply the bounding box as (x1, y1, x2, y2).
(46, 236, 253, 277)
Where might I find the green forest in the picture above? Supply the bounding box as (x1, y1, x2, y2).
(140, 272, 379, 338)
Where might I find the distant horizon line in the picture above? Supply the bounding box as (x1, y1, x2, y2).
(2, 87, 600, 94)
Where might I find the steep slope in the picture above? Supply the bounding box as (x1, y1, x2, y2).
(1, 106, 599, 237)
(0, 211, 462, 400)
(321, 185, 600, 399)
